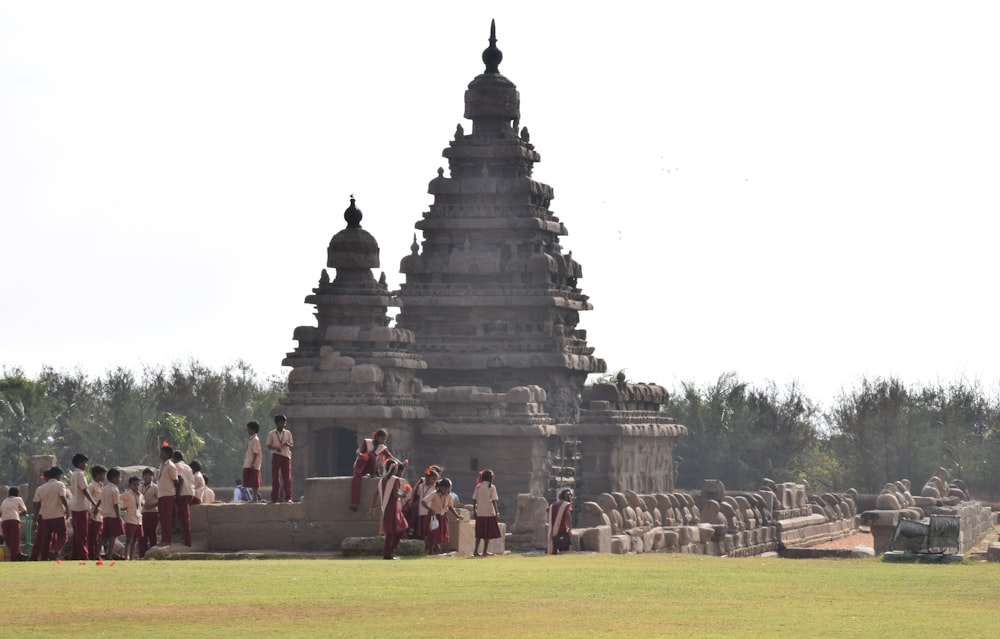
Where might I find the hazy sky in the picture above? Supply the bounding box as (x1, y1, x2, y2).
(2, 2, 999, 406)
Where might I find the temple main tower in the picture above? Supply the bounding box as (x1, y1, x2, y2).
(396, 22, 606, 424)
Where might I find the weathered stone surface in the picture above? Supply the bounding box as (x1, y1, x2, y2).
(579, 525, 612, 553)
(987, 543, 1000, 562)
(341, 537, 425, 557)
(610, 535, 631, 554)
(577, 501, 610, 528)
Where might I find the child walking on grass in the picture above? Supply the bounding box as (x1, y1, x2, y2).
(368, 458, 409, 560)
(2, 487, 27, 561)
(472, 469, 501, 557)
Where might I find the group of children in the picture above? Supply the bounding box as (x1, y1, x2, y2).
(356, 430, 504, 559)
(1, 448, 214, 562)
(2, 428, 572, 562)
(240, 416, 295, 505)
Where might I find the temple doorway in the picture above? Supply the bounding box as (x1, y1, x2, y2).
(312, 427, 359, 477)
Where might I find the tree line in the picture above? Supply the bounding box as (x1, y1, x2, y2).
(0, 361, 285, 490)
(671, 373, 1000, 498)
(3, 364, 999, 500)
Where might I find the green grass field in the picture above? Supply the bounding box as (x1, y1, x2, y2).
(3, 553, 999, 638)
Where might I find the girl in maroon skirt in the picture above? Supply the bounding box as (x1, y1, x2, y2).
(421, 477, 462, 554)
(412, 465, 441, 553)
(472, 469, 502, 557)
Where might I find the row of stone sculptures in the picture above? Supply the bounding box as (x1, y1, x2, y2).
(863, 467, 991, 554)
(510, 479, 859, 557)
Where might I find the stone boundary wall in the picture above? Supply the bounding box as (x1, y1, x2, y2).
(183, 476, 503, 557)
(508, 480, 860, 557)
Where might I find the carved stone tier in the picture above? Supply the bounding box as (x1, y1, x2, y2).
(396, 26, 605, 424)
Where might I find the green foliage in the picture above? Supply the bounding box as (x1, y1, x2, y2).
(144, 412, 205, 464)
(826, 377, 1000, 495)
(672, 373, 821, 491)
(0, 371, 67, 483)
(0, 361, 286, 486)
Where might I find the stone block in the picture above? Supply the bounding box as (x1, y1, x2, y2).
(324, 326, 360, 342)
(987, 543, 1000, 562)
(439, 516, 484, 556)
(663, 529, 679, 548)
(210, 522, 299, 552)
(610, 535, 630, 554)
(579, 525, 612, 553)
(303, 477, 376, 522)
(505, 386, 532, 403)
(630, 534, 645, 553)
(350, 364, 384, 384)
(319, 352, 356, 371)
(643, 530, 657, 551)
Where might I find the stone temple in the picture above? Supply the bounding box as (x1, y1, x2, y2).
(278, 22, 687, 517)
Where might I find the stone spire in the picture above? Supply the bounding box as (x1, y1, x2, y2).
(482, 19, 502, 73)
(396, 23, 606, 423)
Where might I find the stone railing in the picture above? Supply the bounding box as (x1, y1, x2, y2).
(509, 479, 859, 557)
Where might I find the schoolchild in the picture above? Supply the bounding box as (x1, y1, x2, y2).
(29, 467, 54, 561)
(190, 460, 206, 505)
(69, 453, 99, 560)
(421, 477, 463, 555)
(139, 468, 158, 557)
(201, 476, 216, 504)
(351, 429, 391, 511)
(172, 450, 195, 546)
(368, 458, 410, 560)
(411, 465, 441, 552)
(1, 487, 28, 561)
(472, 469, 502, 557)
(232, 479, 252, 503)
(157, 445, 181, 545)
(87, 465, 107, 560)
(266, 415, 294, 503)
(242, 421, 263, 502)
(99, 468, 124, 559)
(120, 476, 144, 560)
(33, 466, 70, 560)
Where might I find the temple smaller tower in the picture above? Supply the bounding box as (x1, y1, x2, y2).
(279, 197, 428, 494)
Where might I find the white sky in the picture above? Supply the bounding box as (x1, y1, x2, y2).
(2, 2, 999, 407)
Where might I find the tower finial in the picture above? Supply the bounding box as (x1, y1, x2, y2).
(344, 195, 362, 228)
(482, 19, 502, 73)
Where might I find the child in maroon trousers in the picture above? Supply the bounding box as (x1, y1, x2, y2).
(33, 466, 70, 560)
(99, 468, 125, 559)
(351, 429, 390, 510)
(1, 487, 27, 561)
(87, 465, 107, 560)
(368, 458, 409, 560)
(139, 468, 158, 557)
